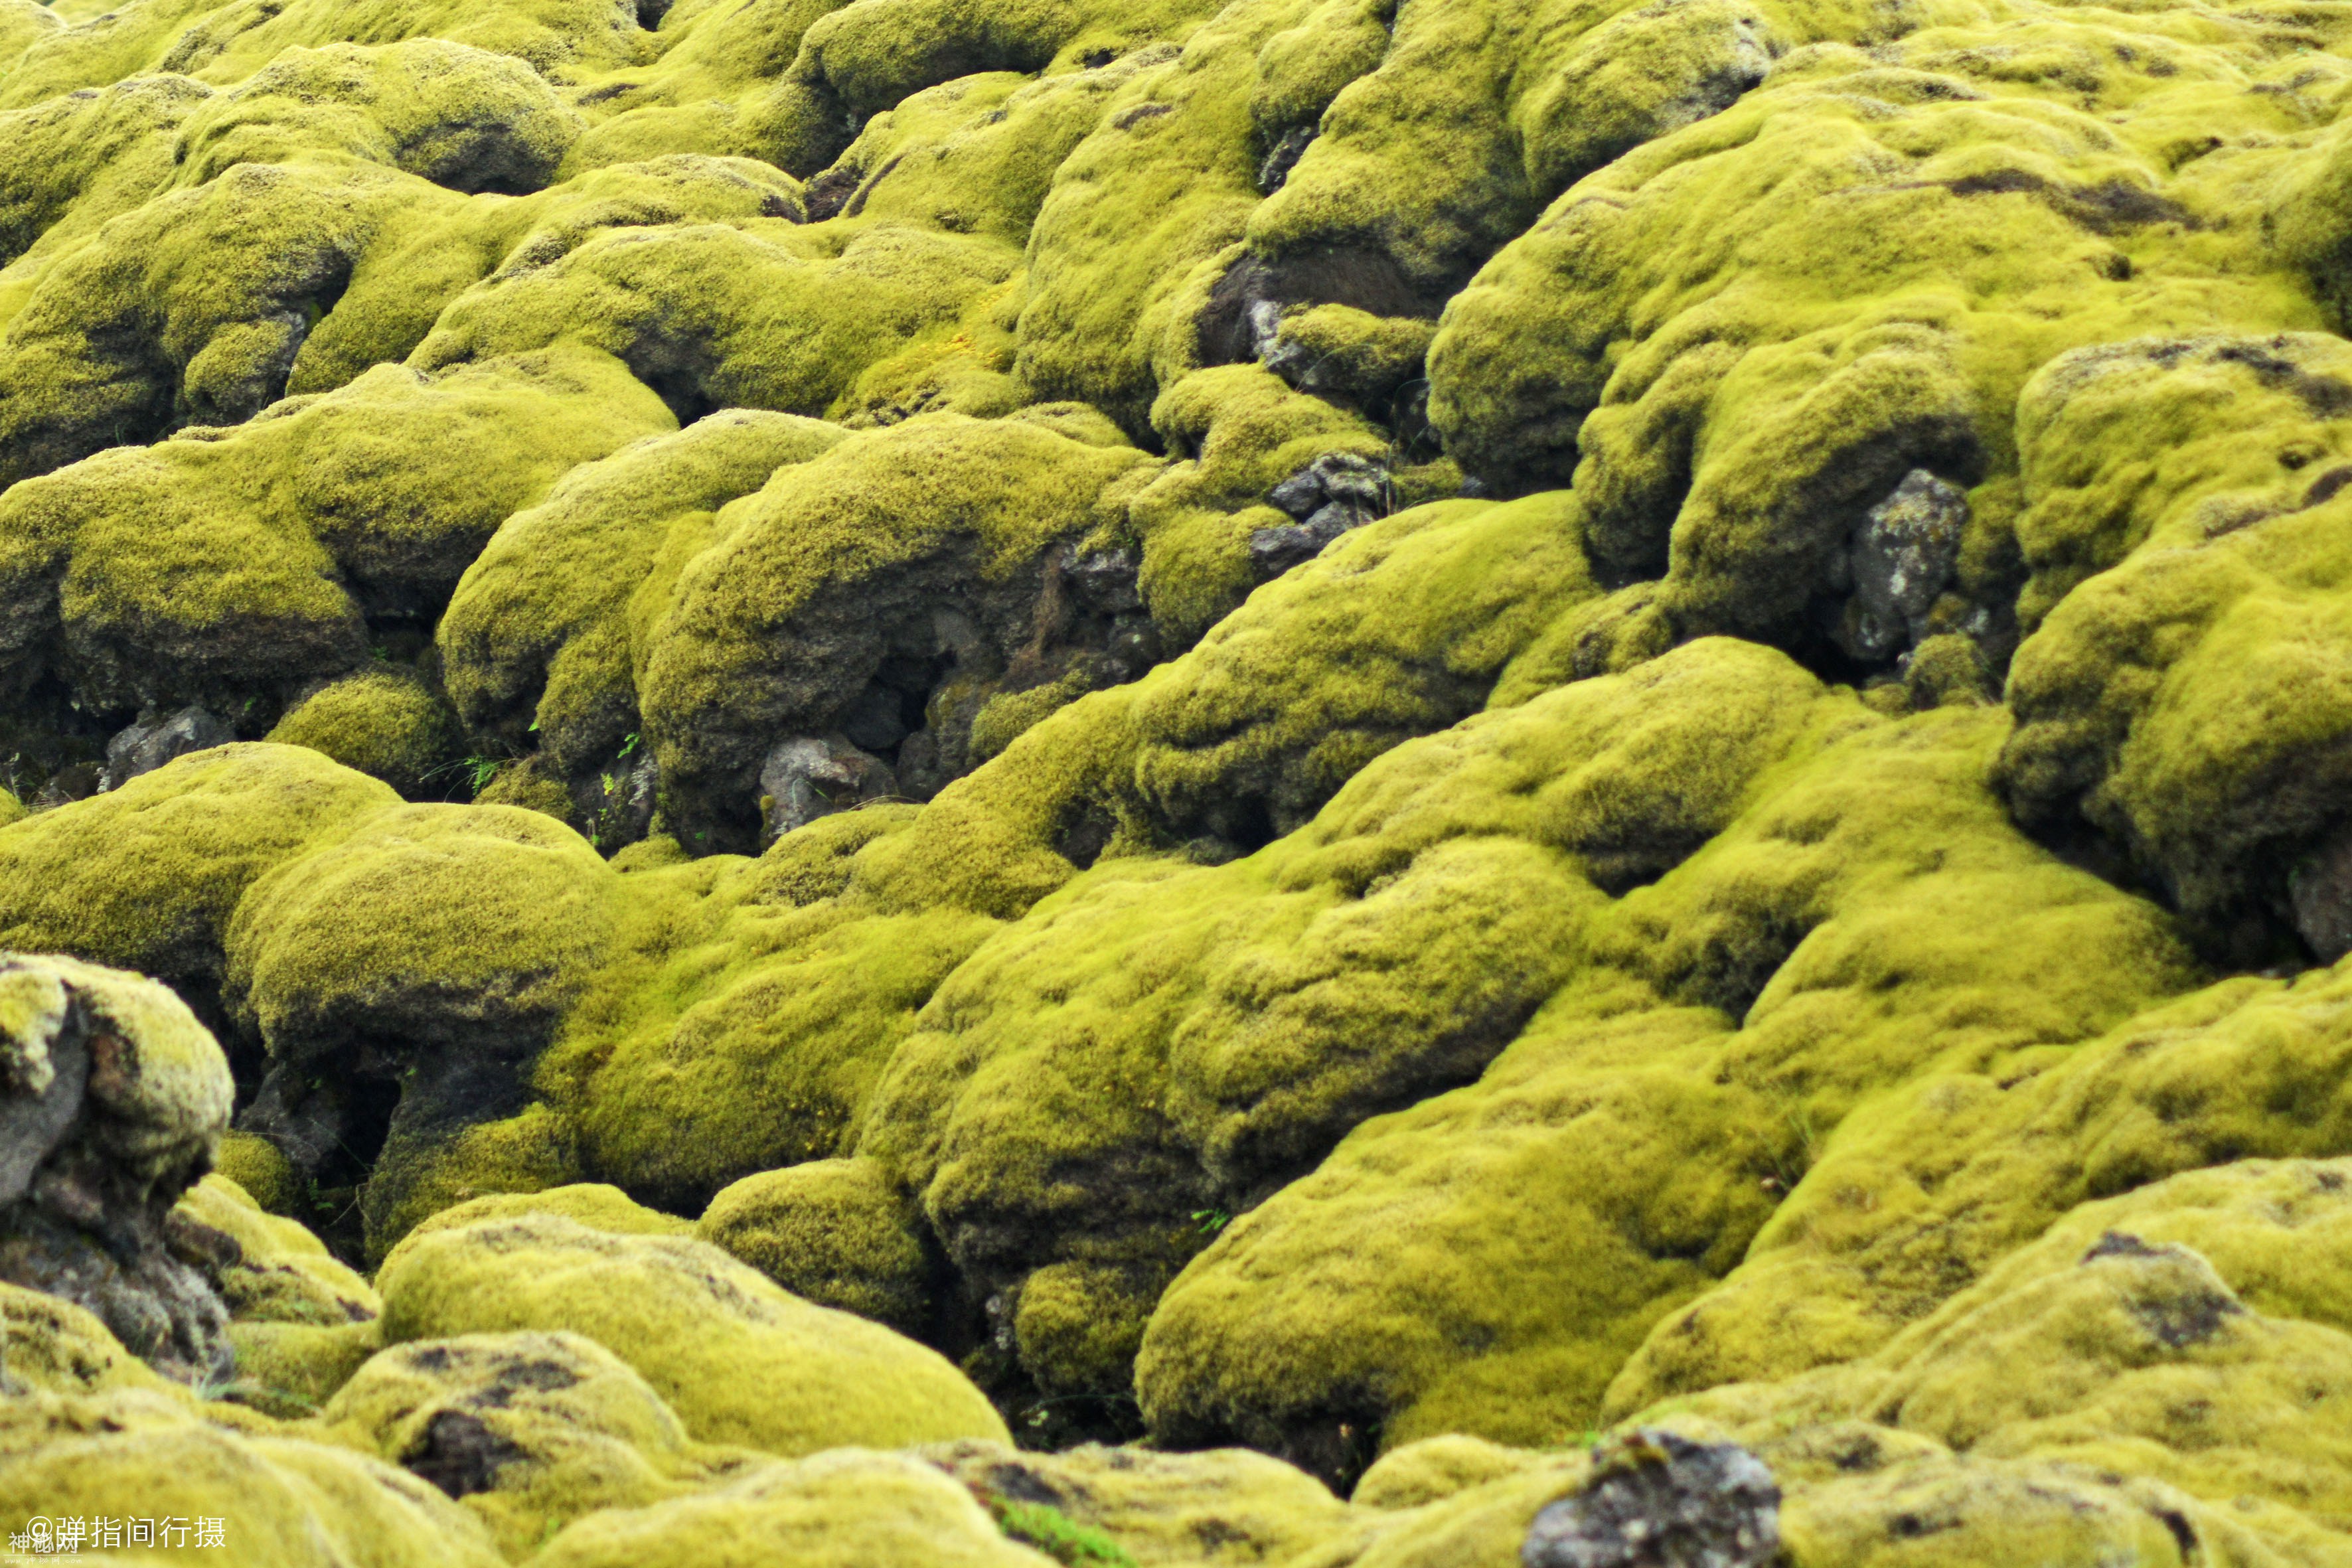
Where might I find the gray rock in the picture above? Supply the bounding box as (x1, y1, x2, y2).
(1269, 452, 1389, 521)
(759, 736, 898, 840)
(1522, 1429, 1780, 1568)
(102, 704, 233, 791)
(1063, 546, 1144, 616)
(583, 749, 660, 853)
(0, 953, 236, 1383)
(1842, 469, 1969, 663)
(2290, 824, 2352, 962)
(1249, 499, 1381, 582)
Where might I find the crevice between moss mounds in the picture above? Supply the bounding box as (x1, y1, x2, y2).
(0, 951, 236, 1383)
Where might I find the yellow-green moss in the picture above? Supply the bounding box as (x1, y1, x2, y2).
(397, 1182, 692, 1245)
(536, 823, 1002, 1211)
(440, 409, 847, 770)
(531, 1448, 1058, 1567)
(177, 1176, 379, 1328)
(173, 39, 582, 192)
(0, 345, 669, 708)
(268, 672, 464, 799)
(2001, 333, 2352, 926)
(374, 1209, 1012, 1454)
(0, 1281, 175, 1397)
(0, 1388, 504, 1567)
(920, 1437, 1352, 1565)
(697, 1157, 934, 1335)
(0, 744, 394, 986)
(214, 1129, 301, 1213)
(1132, 649, 2197, 1459)
(319, 1330, 761, 1555)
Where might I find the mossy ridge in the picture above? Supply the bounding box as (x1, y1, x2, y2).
(0, 345, 670, 717)
(1131, 657, 2199, 1480)
(1423, 11, 2340, 704)
(437, 408, 848, 774)
(372, 1201, 1014, 1454)
(1999, 332, 2352, 950)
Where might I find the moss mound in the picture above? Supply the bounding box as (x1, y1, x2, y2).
(374, 1206, 1012, 1454)
(17, 0, 2352, 1556)
(267, 672, 464, 799)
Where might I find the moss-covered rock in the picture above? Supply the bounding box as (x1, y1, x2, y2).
(318, 1330, 761, 1553)
(226, 801, 621, 1257)
(0, 345, 670, 709)
(267, 672, 464, 799)
(698, 1157, 936, 1336)
(0, 951, 238, 1382)
(530, 1447, 1059, 1567)
(374, 1206, 1012, 1454)
(921, 1437, 1352, 1564)
(0, 1388, 504, 1566)
(21, 0, 2352, 1554)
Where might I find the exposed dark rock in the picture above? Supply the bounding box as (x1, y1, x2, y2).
(1522, 1430, 1780, 1568)
(403, 1409, 533, 1499)
(1838, 469, 1969, 665)
(2290, 824, 2352, 962)
(1251, 455, 1392, 580)
(102, 704, 233, 791)
(1258, 127, 1316, 195)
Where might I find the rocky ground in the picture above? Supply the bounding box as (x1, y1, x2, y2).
(5, 0, 2352, 1559)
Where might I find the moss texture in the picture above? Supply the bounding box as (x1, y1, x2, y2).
(15, 0, 2352, 1555)
(372, 1201, 1013, 1453)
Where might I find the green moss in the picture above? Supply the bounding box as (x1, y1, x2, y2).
(290, 153, 811, 397)
(537, 830, 1002, 1212)
(319, 1330, 759, 1555)
(177, 1176, 380, 1328)
(0, 1388, 505, 1566)
(173, 39, 582, 191)
(697, 1157, 935, 1336)
(1129, 364, 1389, 639)
(1607, 952, 2352, 1414)
(826, 65, 1152, 248)
(633, 412, 1154, 846)
(374, 1209, 1012, 1453)
(0, 72, 208, 281)
(0, 744, 395, 990)
(530, 1449, 1058, 1567)
(1424, 21, 2328, 661)
(226, 1319, 383, 1418)
(224, 801, 621, 1257)
(1131, 649, 2197, 1465)
(410, 220, 1019, 426)
(1010, 5, 1279, 430)
(922, 1439, 1350, 1565)
(0, 345, 670, 708)
(1350, 1435, 1541, 1510)
(2000, 333, 2352, 927)
(439, 408, 847, 771)
(995, 1500, 1138, 1567)
(0, 1281, 177, 1397)
(214, 1130, 301, 1213)
(268, 672, 464, 799)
